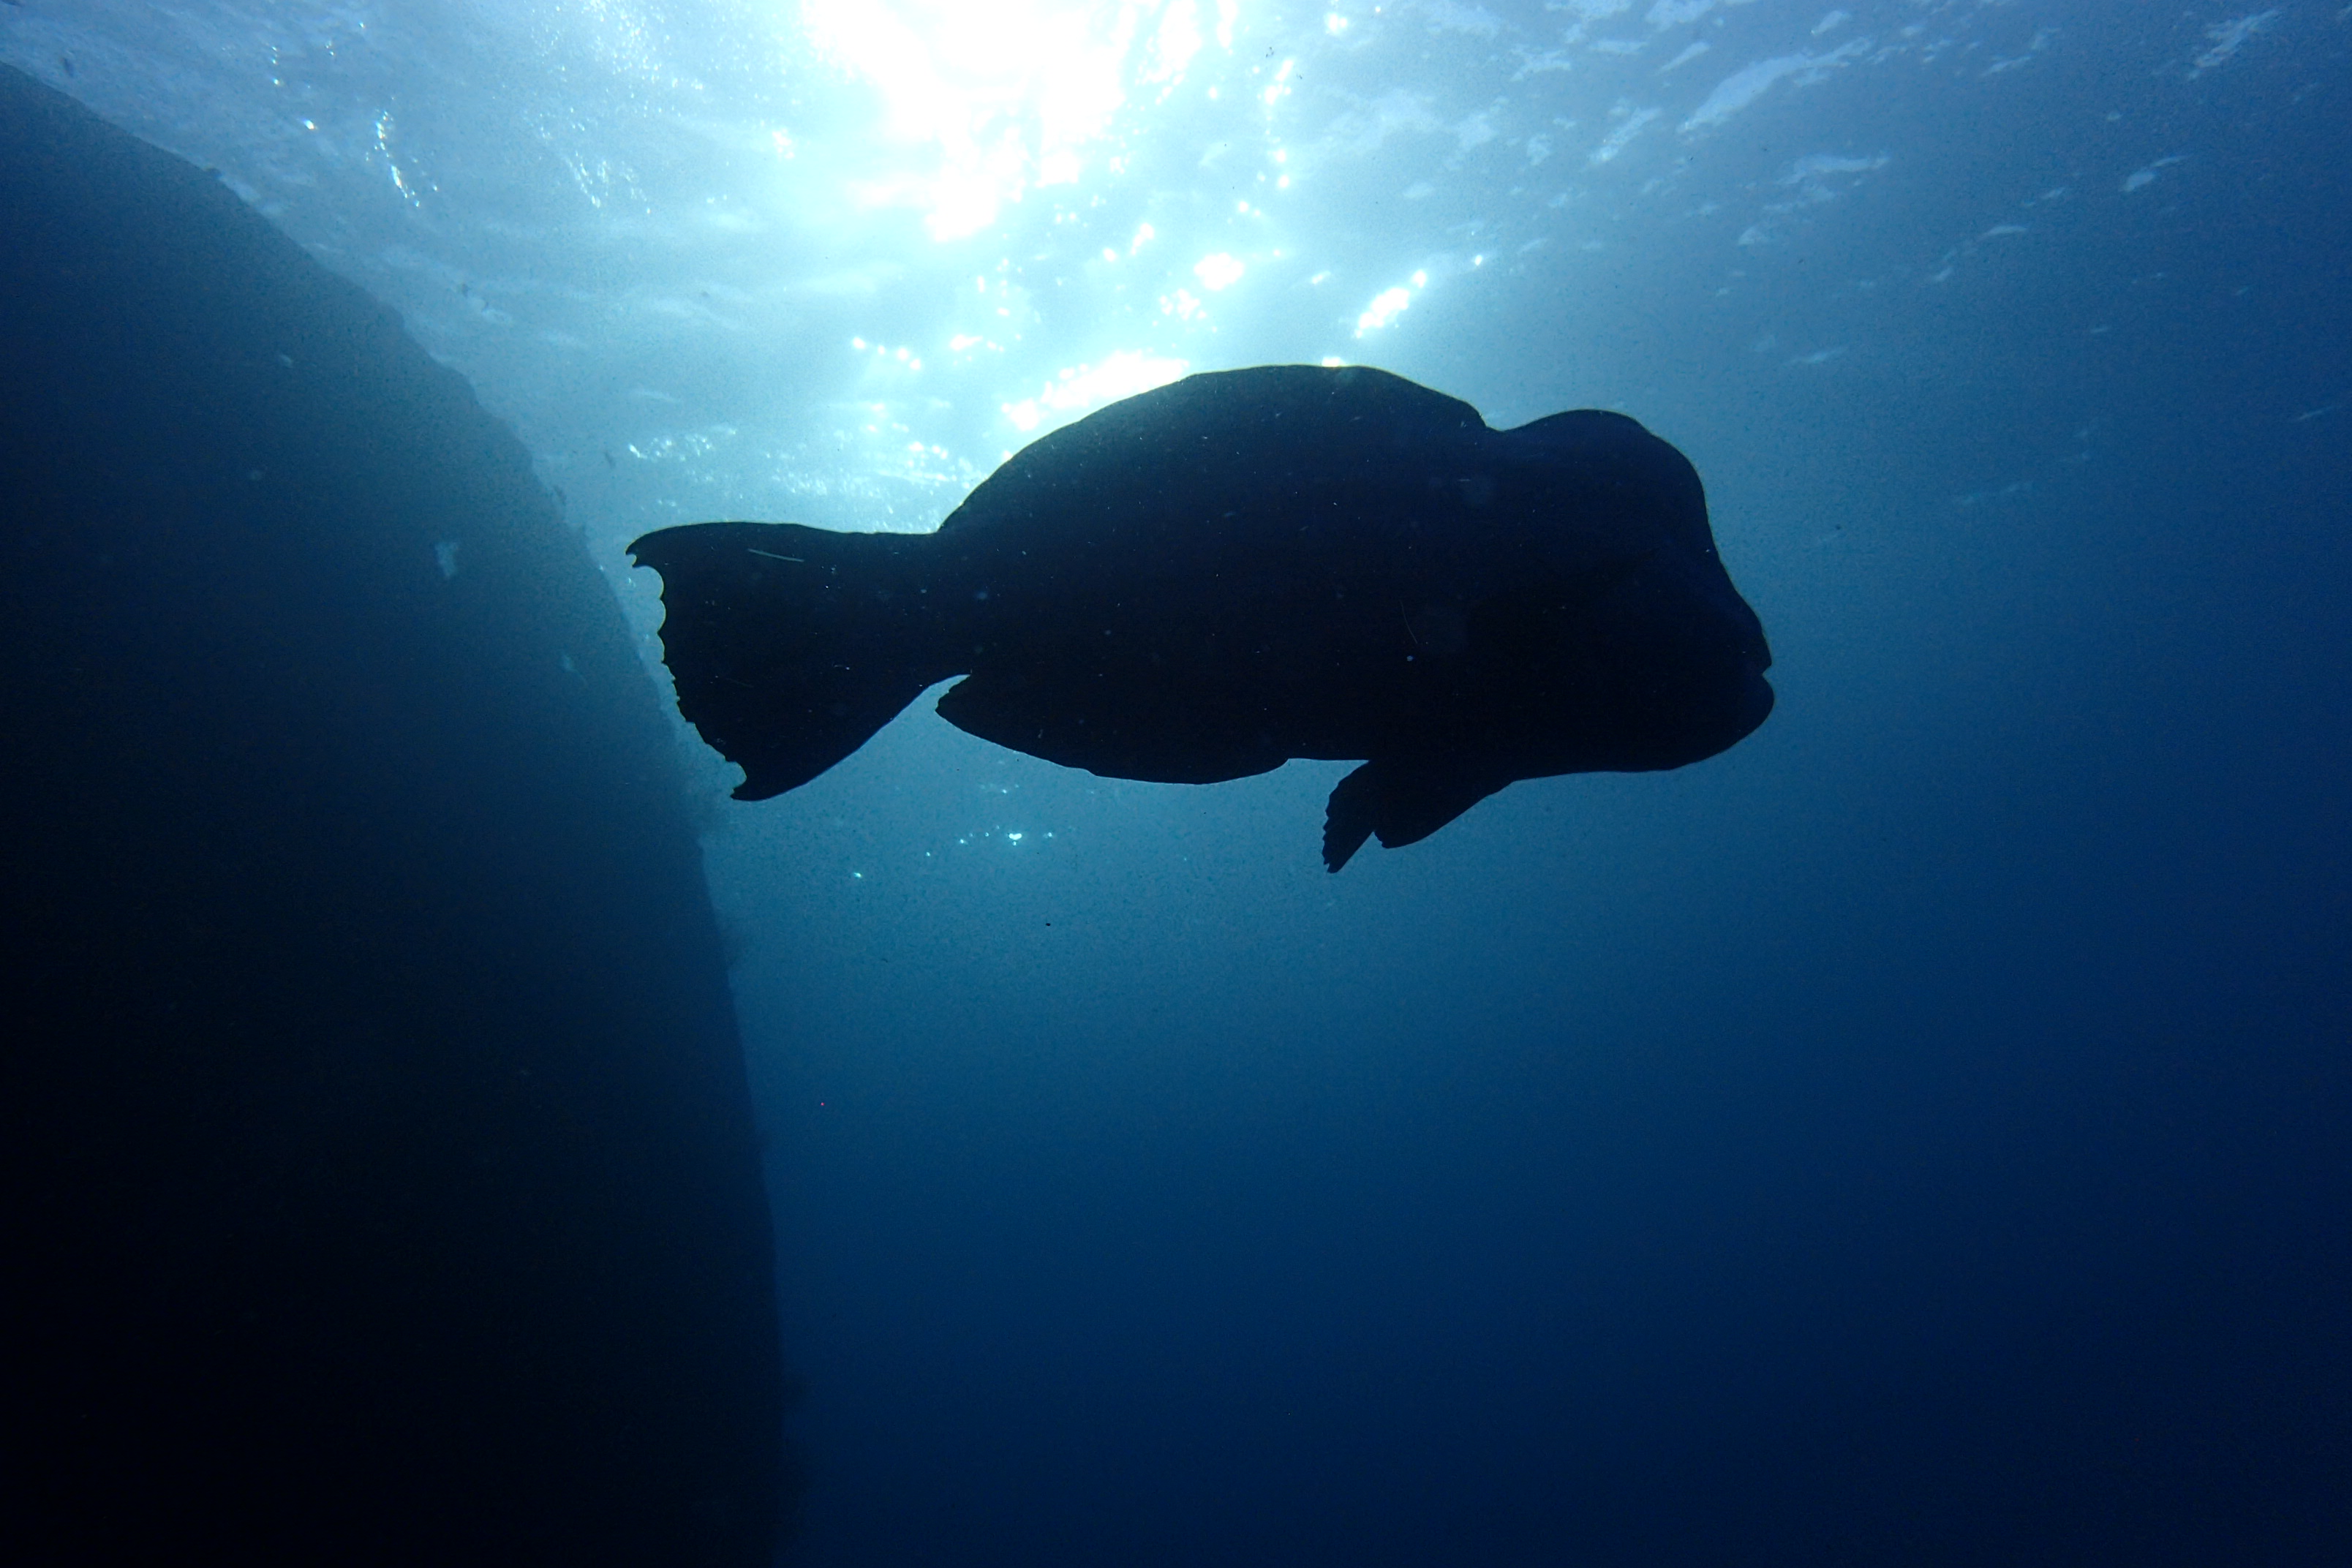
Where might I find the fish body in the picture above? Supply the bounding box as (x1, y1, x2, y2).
(630, 364, 1772, 870)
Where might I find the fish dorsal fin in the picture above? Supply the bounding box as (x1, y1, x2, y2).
(1322, 758, 1513, 872)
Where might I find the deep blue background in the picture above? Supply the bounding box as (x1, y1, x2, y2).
(731, 18, 2352, 1564)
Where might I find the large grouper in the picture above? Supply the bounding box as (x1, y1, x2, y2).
(630, 364, 1774, 871)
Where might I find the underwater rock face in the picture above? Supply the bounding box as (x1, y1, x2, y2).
(0, 64, 785, 1567)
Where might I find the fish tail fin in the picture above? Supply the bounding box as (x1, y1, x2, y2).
(628, 521, 962, 799)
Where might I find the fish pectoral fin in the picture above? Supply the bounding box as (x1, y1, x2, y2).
(1321, 773, 1379, 874)
(1322, 758, 1512, 872)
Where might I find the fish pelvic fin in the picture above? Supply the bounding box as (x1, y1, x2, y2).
(628, 521, 963, 799)
(1322, 757, 1515, 872)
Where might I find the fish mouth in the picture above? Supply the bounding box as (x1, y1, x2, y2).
(1654, 648, 1774, 766)
(1684, 570, 1774, 747)
(1693, 630, 1776, 749)
(1733, 658, 1776, 741)
(1635, 611, 1777, 766)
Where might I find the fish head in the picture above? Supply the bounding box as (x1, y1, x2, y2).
(1469, 541, 1773, 779)
(1578, 546, 1774, 769)
(1483, 407, 1773, 772)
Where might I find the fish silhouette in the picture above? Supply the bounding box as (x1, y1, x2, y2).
(630, 364, 1773, 870)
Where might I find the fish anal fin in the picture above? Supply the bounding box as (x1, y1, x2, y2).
(1322, 758, 1512, 872)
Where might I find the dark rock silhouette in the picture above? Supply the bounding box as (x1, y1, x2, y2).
(0, 64, 787, 1565)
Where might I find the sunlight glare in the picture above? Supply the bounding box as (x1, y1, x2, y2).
(1001, 349, 1188, 432)
(800, 0, 1240, 241)
(1354, 284, 1411, 336)
(1193, 252, 1245, 290)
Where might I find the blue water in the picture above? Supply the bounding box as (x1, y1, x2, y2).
(11, 2, 2346, 1561)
